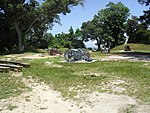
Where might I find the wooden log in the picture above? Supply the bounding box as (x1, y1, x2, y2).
(0, 64, 23, 72)
(0, 60, 30, 67)
(0, 66, 10, 73)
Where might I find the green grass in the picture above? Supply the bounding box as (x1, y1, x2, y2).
(0, 73, 29, 99)
(6, 104, 18, 111)
(112, 43, 150, 52)
(90, 51, 110, 58)
(23, 57, 150, 102)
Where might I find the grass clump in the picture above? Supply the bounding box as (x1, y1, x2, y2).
(6, 104, 18, 111)
(90, 51, 109, 59)
(0, 73, 29, 99)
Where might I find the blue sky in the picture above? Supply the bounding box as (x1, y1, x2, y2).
(49, 0, 149, 48)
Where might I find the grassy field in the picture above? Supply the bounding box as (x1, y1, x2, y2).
(22, 57, 150, 103)
(0, 44, 150, 104)
(112, 43, 150, 53)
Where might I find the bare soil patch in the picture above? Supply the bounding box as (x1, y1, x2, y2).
(0, 73, 143, 113)
(2, 53, 59, 61)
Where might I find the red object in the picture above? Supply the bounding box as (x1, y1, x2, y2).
(48, 48, 62, 55)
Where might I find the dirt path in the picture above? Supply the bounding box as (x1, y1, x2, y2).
(0, 73, 80, 113)
(0, 72, 140, 113)
(2, 52, 150, 62)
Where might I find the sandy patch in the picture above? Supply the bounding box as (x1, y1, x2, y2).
(2, 53, 59, 61)
(0, 75, 80, 113)
(0, 73, 139, 113)
(44, 61, 63, 68)
(76, 92, 137, 113)
(102, 79, 127, 93)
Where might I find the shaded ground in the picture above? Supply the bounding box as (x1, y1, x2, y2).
(100, 52, 150, 62)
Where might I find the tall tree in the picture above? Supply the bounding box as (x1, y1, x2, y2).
(138, 0, 150, 29)
(97, 2, 130, 46)
(64, 27, 85, 48)
(0, 0, 84, 52)
(68, 26, 74, 42)
(126, 16, 139, 43)
(72, 28, 85, 48)
(81, 17, 111, 51)
(81, 2, 129, 50)
(137, 0, 150, 44)
(0, 0, 40, 52)
(138, 10, 150, 29)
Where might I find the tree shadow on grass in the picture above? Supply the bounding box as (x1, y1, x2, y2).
(112, 51, 150, 61)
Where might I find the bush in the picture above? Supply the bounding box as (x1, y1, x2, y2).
(136, 30, 150, 44)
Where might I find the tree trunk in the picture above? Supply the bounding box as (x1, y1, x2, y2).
(14, 18, 37, 52)
(97, 43, 101, 51)
(96, 37, 101, 51)
(15, 21, 24, 52)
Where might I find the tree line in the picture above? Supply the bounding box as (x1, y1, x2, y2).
(0, 0, 149, 53)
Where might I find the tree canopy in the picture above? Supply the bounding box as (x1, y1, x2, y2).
(81, 17, 111, 51)
(126, 16, 139, 43)
(138, 0, 150, 6)
(98, 2, 130, 46)
(0, 0, 84, 52)
(81, 2, 130, 50)
(52, 27, 85, 49)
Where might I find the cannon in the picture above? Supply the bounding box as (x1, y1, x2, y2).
(124, 45, 131, 51)
(47, 48, 62, 55)
(64, 48, 92, 62)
